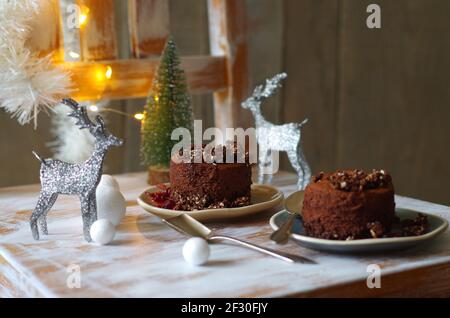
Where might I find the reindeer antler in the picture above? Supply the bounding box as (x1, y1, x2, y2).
(242, 73, 287, 109)
(62, 98, 104, 133)
(257, 72, 287, 100)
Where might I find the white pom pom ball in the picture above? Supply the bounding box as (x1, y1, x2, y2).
(96, 175, 126, 226)
(90, 219, 116, 245)
(182, 238, 210, 266)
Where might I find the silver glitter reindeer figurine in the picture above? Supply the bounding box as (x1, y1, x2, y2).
(241, 73, 311, 189)
(30, 98, 123, 242)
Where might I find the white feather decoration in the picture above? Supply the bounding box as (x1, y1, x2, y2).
(48, 101, 110, 163)
(48, 104, 95, 163)
(0, 0, 71, 128)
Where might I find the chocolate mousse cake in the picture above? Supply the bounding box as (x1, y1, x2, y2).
(302, 169, 395, 240)
(169, 144, 252, 210)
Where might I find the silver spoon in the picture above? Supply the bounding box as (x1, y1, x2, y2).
(162, 213, 315, 264)
(270, 191, 304, 244)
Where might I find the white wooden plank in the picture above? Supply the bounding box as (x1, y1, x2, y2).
(59, 0, 81, 61)
(208, 0, 252, 131)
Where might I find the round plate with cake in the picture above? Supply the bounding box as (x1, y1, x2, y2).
(270, 169, 448, 253)
(137, 144, 284, 221)
(139, 183, 283, 222)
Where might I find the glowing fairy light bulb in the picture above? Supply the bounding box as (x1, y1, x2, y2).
(154, 95, 159, 102)
(94, 68, 104, 81)
(69, 51, 80, 59)
(79, 14, 87, 26)
(89, 105, 99, 112)
(105, 66, 112, 79)
(78, 6, 89, 27)
(134, 113, 144, 121)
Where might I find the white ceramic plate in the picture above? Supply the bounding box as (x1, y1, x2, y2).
(137, 184, 284, 222)
(269, 190, 449, 253)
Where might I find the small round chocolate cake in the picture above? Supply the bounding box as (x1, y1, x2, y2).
(302, 169, 395, 240)
(169, 144, 252, 210)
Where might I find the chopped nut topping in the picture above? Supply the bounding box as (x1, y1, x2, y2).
(169, 190, 250, 211)
(367, 221, 385, 238)
(174, 142, 250, 164)
(312, 169, 392, 192)
(313, 172, 324, 182)
(400, 213, 428, 236)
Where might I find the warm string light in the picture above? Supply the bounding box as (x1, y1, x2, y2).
(78, 6, 89, 27)
(89, 105, 143, 122)
(68, 51, 80, 59)
(105, 66, 112, 79)
(89, 104, 99, 112)
(94, 65, 113, 82)
(134, 113, 144, 121)
(88, 65, 145, 122)
(79, 13, 87, 26)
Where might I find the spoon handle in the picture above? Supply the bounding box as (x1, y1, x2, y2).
(209, 235, 315, 264)
(270, 213, 297, 244)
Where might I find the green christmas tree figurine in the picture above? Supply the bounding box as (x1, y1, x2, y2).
(141, 37, 193, 184)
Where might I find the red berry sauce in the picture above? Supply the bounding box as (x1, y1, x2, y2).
(145, 184, 177, 210)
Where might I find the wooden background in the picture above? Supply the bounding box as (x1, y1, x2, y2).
(1, 0, 449, 206)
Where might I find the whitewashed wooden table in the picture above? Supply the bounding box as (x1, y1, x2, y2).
(1, 171, 450, 297)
